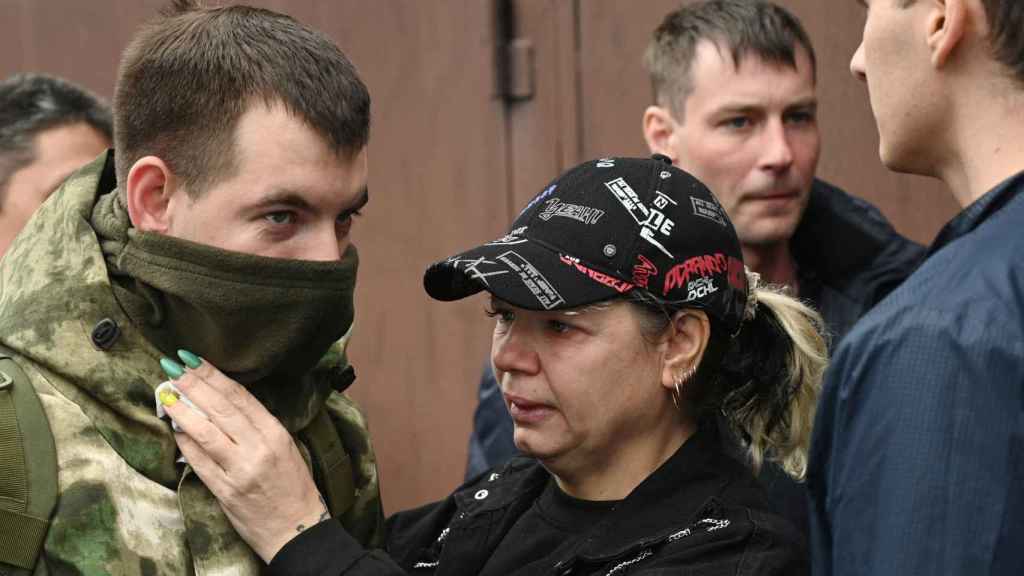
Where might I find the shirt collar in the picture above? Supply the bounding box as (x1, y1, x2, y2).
(929, 170, 1024, 257)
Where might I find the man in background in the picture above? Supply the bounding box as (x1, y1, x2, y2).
(466, 0, 924, 539)
(0, 73, 111, 256)
(809, 0, 1024, 572)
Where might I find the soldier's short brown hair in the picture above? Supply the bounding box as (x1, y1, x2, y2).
(114, 0, 370, 196)
(643, 0, 816, 119)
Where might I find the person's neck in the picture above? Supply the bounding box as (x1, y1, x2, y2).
(937, 77, 1024, 206)
(551, 414, 694, 501)
(742, 242, 798, 293)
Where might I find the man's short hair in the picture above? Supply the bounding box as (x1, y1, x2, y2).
(643, 0, 816, 118)
(114, 0, 371, 196)
(0, 73, 112, 203)
(895, 0, 1024, 84)
(978, 0, 1024, 83)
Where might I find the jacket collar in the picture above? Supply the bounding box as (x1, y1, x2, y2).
(453, 422, 757, 523)
(929, 169, 1024, 257)
(791, 179, 905, 289)
(441, 424, 768, 575)
(564, 422, 761, 562)
(453, 456, 551, 515)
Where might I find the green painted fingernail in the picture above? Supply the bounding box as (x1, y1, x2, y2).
(160, 357, 185, 380)
(177, 349, 202, 369)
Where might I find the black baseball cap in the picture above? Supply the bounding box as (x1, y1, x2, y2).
(423, 155, 749, 334)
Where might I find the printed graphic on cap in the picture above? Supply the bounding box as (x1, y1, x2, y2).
(596, 158, 615, 168)
(605, 177, 645, 222)
(663, 253, 729, 296)
(632, 255, 658, 289)
(652, 191, 678, 211)
(727, 256, 747, 292)
(683, 277, 719, 302)
(487, 226, 529, 246)
(446, 256, 510, 287)
(691, 196, 727, 227)
(559, 255, 634, 293)
(496, 250, 565, 309)
(605, 177, 676, 258)
(539, 198, 605, 225)
(520, 184, 557, 216)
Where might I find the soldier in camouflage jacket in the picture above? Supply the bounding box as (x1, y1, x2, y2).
(0, 149, 384, 575)
(0, 2, 384, 573)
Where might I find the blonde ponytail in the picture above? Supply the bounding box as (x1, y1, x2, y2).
(726, 285, 828, 479)
(627, 277, 829, 480)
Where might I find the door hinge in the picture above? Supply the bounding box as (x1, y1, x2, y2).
(494, 0, 535, 102)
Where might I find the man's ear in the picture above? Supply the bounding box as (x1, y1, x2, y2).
(643, 105, 680, 160)
(125, 156, 176, 232)
(928, 0, 967, 68)
(660, 310, 711, 395)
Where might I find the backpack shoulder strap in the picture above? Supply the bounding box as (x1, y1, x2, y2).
(0, 345, 58, 572)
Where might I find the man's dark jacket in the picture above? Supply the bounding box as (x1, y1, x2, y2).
(270, 424, 807, 575)
(465, 180, 926, 535)
(790, 179, 925, 341)
(808, 173, 1024, 575)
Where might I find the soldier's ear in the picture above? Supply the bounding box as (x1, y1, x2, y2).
(125, 156, 177, 233)
(643, 105, 679, 161)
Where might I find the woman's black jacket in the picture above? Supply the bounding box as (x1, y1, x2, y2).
(270, 425, 807, 575)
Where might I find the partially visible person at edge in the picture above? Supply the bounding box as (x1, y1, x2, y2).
(808, 0, 1024, 574)
(0, 1, 384, 572)
(465, 0, 926, 539)
(0, 73, 111, 257)
(164, 155, 827, 574)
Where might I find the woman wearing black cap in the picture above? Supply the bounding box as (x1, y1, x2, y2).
(164, 156, 826, 575)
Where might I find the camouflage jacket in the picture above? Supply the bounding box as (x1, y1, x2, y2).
(0, 153, 384, 575)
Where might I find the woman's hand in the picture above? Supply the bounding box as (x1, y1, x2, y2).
(160, 352, 329, 563)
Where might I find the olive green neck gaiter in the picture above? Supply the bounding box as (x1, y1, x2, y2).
(91, 190, 357, 432)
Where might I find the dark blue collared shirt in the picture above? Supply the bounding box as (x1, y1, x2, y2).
(808, 172, 1024, 575)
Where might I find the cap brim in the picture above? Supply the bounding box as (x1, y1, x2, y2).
(423, 237, 632, 311)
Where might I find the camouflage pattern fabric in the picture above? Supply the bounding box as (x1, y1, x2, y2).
(325, 393, 385, 548)
(0, 154, 384, 574)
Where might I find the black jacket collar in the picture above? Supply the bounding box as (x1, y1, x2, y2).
(562, 423, 765, 562)
(791, 179, 922, 291)
(451, 423, 770, 569)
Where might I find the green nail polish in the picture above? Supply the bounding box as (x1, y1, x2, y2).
(160, 357, 185, 380)
(177, 349, 202, 369)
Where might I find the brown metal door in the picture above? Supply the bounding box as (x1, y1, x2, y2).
(314, 1, 512, 514)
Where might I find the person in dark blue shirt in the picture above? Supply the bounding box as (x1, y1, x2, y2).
(807, 1, 1024, 574)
